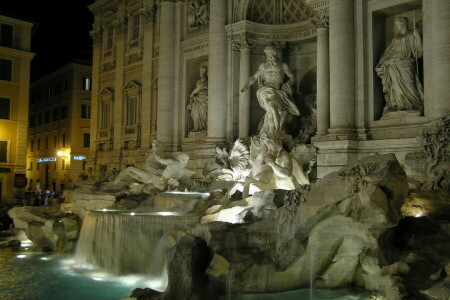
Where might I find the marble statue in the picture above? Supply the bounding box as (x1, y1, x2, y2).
(187, 66, 208, 132)
(242, 134, 309, 197)
(112, 139, 196, 191)
(188, 0, 209, 28)
(215, 139, 250, 181)
(241, 46, 300, 136)
(375, 17, 424, 115)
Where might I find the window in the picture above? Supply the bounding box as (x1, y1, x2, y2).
(83, 77, 91, 91)
(0, 141, 7, 162)
(29, 179, 33, 189)
(38, 113, 42, 126)
(105, 25, 113, 50)
(45, 137, 49, 149)
(37, 163, 40, 171)
(47, 86, 52, 98)
(0, 24, 13, 47)
(81, 104, 91, 119)
(54, 135, 57, 148)
(62, 133, 66, 147)
(0, 98, 10, 119)
(0, 58, 12, 81)
(30, 139, 34, 152)
(52, 108, 58, 121)
(29, 162, 33, 171)
(62, 159, 65, 170)
(30, 115, 36, 127)
(37, 139, 40, 151)
(54, 82, 61, 95)
(45, 110, 51, 123)
(130, 15, 140, 41)
(126, 97, 137, 125)
(61, 105, 68, 119)
(83, 133, 90, 148)
(100, 102, 110, 129)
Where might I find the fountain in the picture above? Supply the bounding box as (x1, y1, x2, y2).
(74, 210, 200, 291)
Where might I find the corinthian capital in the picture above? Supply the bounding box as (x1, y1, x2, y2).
(113, 17, 127, 34)
(311, 13, 329, 29)
(90, 28, 102, 45)
(232, 36, 255, 51)
(139, 7, 155, 24)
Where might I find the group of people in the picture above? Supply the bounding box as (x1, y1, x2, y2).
(23, 188, 60, 206)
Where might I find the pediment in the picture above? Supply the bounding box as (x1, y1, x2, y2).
(124, 80, 141, 90)
(100, 87, 114, 96)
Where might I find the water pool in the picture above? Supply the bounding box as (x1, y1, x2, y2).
(0, 248, 373, 300)
(0, 249, 147, 300)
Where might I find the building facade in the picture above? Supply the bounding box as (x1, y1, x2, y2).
(88, 0, 450, 180)
(0, 14, 34, 204)
(26, 63, 92, 193)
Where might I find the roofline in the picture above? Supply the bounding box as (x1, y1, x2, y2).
(31, 63, 92, 86)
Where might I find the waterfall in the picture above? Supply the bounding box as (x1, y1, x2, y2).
(74, 210, 199, 290)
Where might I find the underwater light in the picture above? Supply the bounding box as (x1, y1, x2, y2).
(40, 257, 50, 261)
(415, 212, 423, 218)
(102, 208, 107, 212)
(16, 255, 27, 259)
(130, 212, 135, 216)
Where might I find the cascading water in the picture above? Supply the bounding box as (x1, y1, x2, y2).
(74, 210, 199, 291)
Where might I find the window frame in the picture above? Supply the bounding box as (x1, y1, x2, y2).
(0, 97, 11, 120)
(0, 23, 14, 48)
(0, 58, 13, 81)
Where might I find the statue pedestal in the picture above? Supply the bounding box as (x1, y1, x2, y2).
(380, 110, 421, 121)
(188, 131, 207, 138)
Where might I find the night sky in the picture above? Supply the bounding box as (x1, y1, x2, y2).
(1, 0, 95, 81)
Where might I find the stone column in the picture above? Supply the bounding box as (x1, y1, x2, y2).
(157, 0, 176, 145)
(207, 0, 228, 142)
(328, 0, 356, 137)
(89, 27, 101, 156)
(113, 17, 126, 151)
(235, 39, 253, 138)
(141, 8, 155, 149)
(431, 0, 450, 117)
(311, 14, 330, 137)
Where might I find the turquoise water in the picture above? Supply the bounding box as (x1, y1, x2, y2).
(227, 289, 372, 300)
(0, 249, 144, 300)
(0, 248, 372, 300)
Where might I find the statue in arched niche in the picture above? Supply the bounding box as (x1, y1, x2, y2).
(187, 66, 208, 132)
(375, 16, 424, 115)
(240, 46, 300, 136)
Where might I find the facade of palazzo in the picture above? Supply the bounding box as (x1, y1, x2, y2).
(26, 63, 92, 193)
(87, 0, 450, 180)
(0, 14, 34, 203)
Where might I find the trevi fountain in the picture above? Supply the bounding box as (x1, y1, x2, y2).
(3, 0, 450, 299)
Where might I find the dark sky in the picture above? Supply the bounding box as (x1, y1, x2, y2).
(1, 0, 95, 81)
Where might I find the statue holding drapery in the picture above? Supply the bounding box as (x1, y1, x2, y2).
(375, 16, 424, 115)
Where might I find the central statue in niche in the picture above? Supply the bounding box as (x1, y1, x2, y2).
(241, 45, 300, 135)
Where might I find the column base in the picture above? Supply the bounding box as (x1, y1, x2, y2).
(326, 127, 358, 140)
(313, 139, 359, 178)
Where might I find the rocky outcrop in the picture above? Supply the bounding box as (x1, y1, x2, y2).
(130, 236, 213, 300)
(160, 154, 411, 298)
(8, 206, 79, 253)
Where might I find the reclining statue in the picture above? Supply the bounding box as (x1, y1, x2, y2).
(111, 140, 196, 191)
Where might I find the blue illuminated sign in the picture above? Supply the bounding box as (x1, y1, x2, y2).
(73, 156, 87, 160)
(36, 157, 57, 163)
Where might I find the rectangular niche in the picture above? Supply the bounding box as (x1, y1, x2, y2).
(185, 56, 208, 137)
(368, 0, 423, 122)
